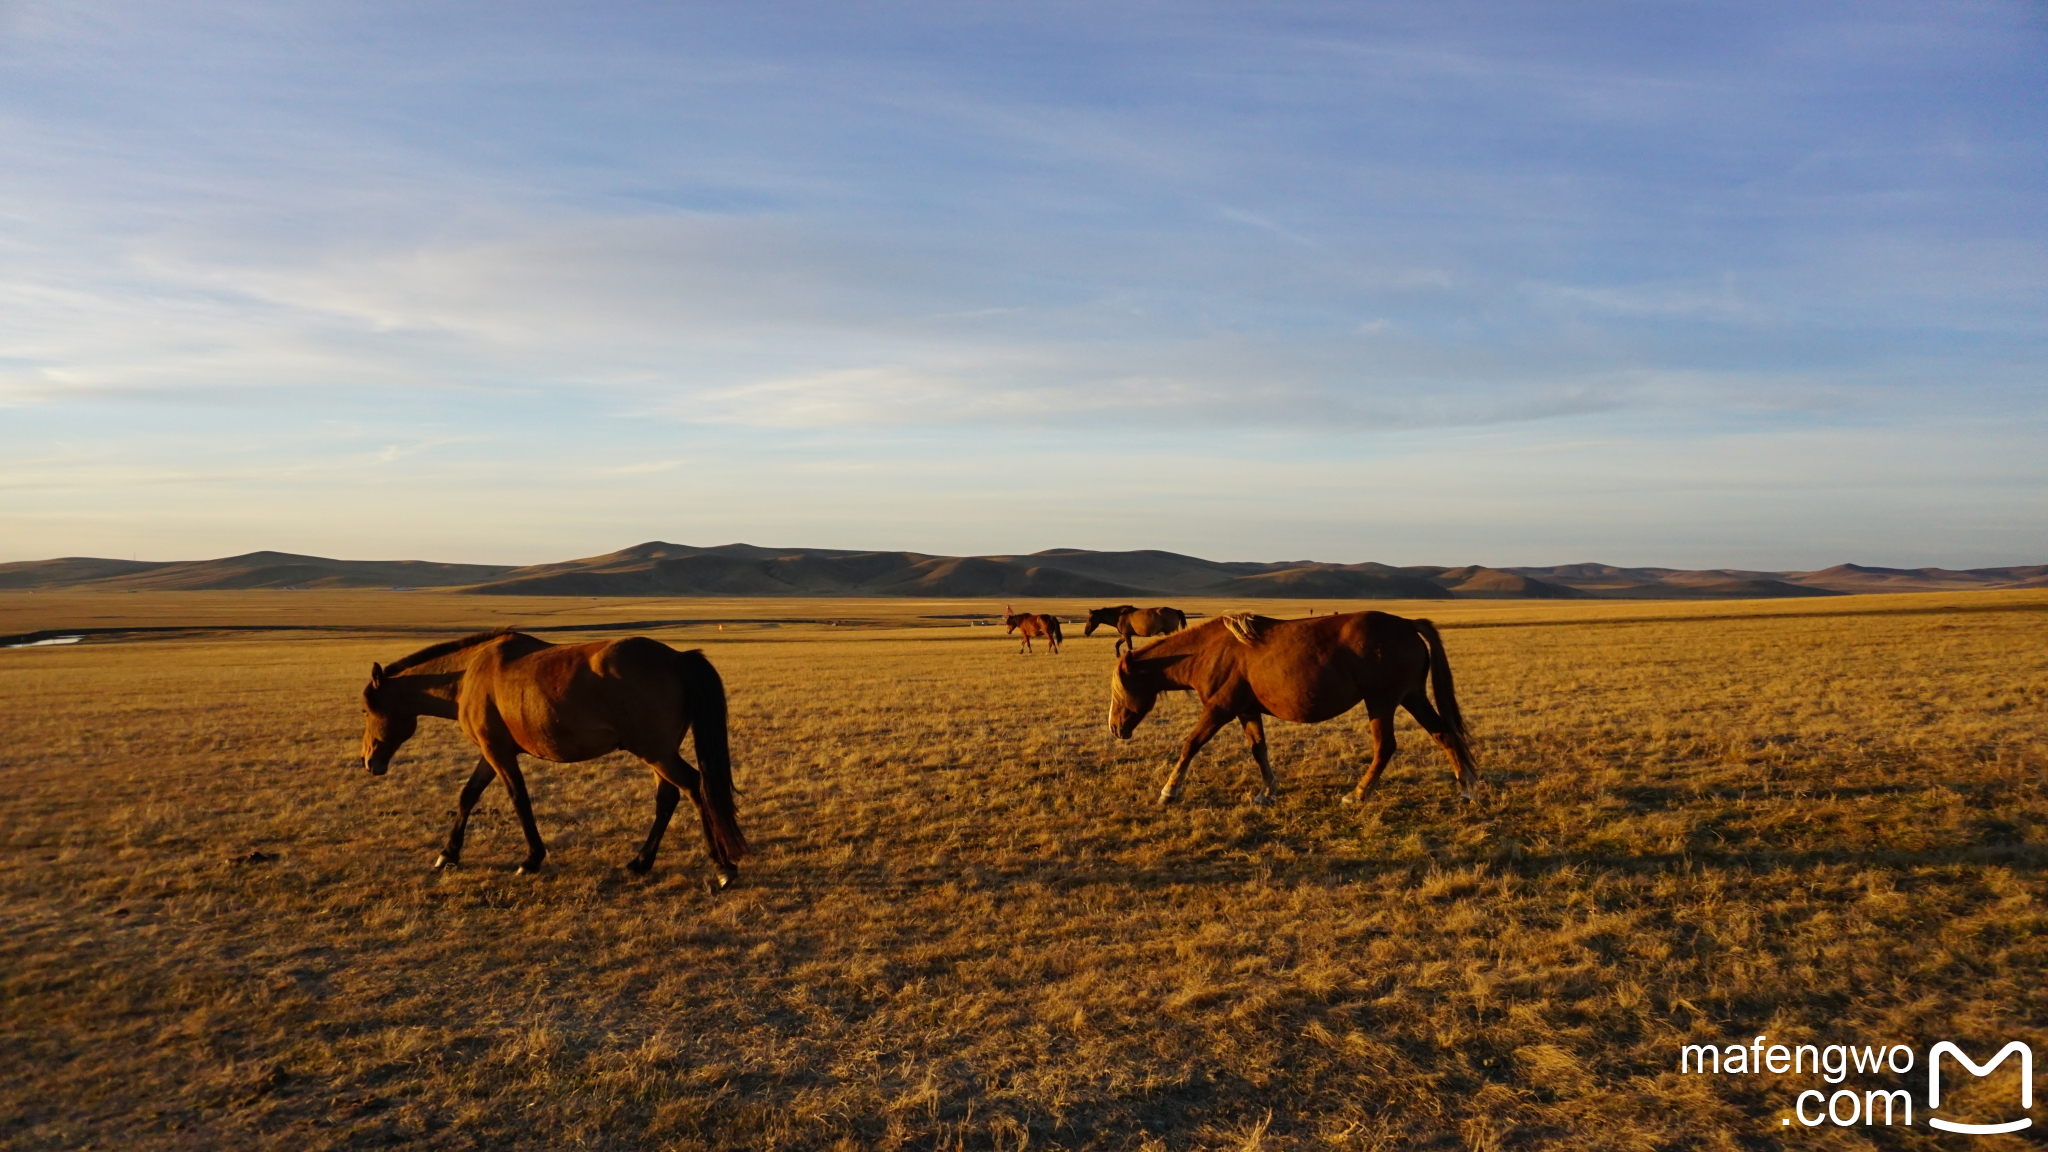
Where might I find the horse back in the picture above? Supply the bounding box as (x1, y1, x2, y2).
(1228, 611, 1432, 723)
(1127, 607, 1186, 637)
(1277, 610, 1427, 665)
(466, 635, 689, 760)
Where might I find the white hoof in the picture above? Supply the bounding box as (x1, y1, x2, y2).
(1250, 792, 1275, 807)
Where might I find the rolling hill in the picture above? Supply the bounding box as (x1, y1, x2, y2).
(4, 544, 2042, 600)
(0, 551, 515, 592)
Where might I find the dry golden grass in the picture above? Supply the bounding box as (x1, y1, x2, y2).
(2, 591, 2044, 1150)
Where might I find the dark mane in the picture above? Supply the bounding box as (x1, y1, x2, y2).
(384, 628, 518, 674)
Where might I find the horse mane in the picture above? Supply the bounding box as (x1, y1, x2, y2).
(384, 627, 517, 674)
(1109, 659, 1134, 710)
(1221, 613, 1278, 646)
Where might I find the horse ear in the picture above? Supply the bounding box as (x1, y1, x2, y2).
(369, 662, 385, 688)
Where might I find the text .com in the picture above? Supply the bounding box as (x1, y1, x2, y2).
(1679, 1037, 2033, 1133)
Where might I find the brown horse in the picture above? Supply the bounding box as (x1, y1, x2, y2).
(1084, 605, 1189, 657)
(1002, 606, 1064, 654)
(1108, 611, 1476, 805)
(359, 629, 748, 886)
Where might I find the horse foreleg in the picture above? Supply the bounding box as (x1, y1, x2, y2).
(626, 777, 681, 875)
(486, 751, 548, 874)
(435, 757, 497, 869)
(1160, 708, 1230, 804)
(1343, 712, 1397, 804)
(1241, 715, 1277, 805)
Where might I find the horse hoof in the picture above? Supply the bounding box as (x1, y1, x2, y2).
(1157, 789, 1180, 805)
(624, 857, 653, 876)
(1250, 792, 1275, 807)
(712, 865, 739, 890)
(1339, 792, 1359, 806)
(433, 853, 458, 869)
(516, 861, 544, 876)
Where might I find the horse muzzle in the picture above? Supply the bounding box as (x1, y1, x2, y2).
(365, 753, 391, 776)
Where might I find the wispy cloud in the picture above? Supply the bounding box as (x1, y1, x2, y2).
(0, 1, 2041, 563)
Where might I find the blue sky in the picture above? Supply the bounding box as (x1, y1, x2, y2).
(3, 1, 2043, 568)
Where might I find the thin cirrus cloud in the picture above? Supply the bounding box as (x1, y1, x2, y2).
(0, 1, 2043, 565)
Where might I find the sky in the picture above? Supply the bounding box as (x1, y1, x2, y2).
(2, 1, 2044, 569)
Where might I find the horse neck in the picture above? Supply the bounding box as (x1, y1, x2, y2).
(387, 652, 472, 718)
(1125, 628, 1200, 690)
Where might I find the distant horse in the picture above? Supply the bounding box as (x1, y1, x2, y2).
(1108, 611, 1475, 806)
(359, 629, 747, 887)
(1003, 605, 1064, 654)
(1084, 605, 1189, 657)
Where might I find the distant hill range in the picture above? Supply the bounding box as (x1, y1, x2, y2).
(4, 544, 2044, 600)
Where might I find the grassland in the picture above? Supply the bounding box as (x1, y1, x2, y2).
(2, 590, 2044, 1150)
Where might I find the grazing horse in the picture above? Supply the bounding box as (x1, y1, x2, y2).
(1002, 606, 1064, 654)
(1085, 605, 1189, 657)
(1108, 611, 1476, 805)
(358, 629, 748, 887)
(1083, 605, 1138, 636)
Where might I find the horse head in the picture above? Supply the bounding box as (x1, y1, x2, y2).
(1108, 652, 1158, 738)
(359, 662, 418, 775)
(1082, 605, 1126, 636)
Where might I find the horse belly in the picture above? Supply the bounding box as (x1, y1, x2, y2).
(494, 686, 624, 764)
(1251, 665, 1360, 724)
(503, 715, 618, 763)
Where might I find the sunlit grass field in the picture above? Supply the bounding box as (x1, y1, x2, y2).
(3, 591, 2044, 1150)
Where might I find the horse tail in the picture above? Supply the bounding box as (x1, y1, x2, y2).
(676, 648, 748, 861)
(1412, 619, 1475, 773)
(1048, 616, 1064, 647)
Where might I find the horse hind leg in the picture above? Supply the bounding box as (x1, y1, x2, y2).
(1404, 690, 1478, 801)
(1241, 715, 1278, 806)
(626, 777, 681, 875)
(1342, 707, 1398, 805)
(650, 755, 738, 889)
(436, 757, 497, 869)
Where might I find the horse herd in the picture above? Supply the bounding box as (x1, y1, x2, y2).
(359, 605, 1476, 889)
(1000, 603, 1190, 656)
